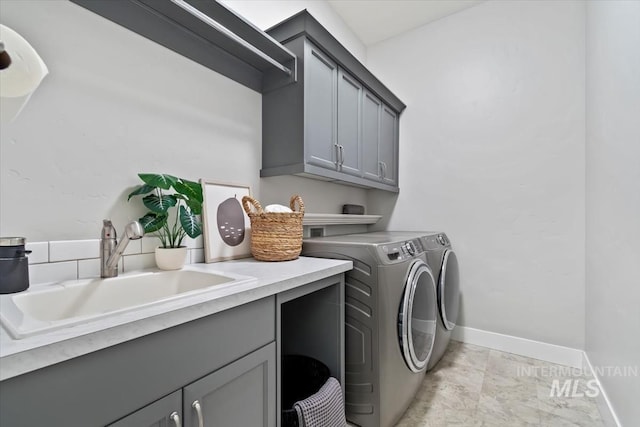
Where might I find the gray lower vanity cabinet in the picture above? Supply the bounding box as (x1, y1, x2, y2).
(0, 297, 275, 427)
(182, 342, 275, 427)
(110, 343, 275, 427)
(262, 11, 405, 193)
(109, 391, 183, 427)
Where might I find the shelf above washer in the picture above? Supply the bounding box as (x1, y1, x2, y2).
(303, 214, 381, 226)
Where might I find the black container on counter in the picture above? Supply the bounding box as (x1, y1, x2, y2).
(0, 237, 31, 294)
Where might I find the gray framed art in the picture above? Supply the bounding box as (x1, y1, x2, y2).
(201, 180, 252, 262)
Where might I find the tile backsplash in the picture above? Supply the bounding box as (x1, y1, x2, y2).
(25, 236, 204, 286)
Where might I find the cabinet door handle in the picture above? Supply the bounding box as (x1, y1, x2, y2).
(334, 143, 340, 167)
(192, 400, 204, 427)
(169, 411, 181, 427)
(378, 161, 383, 178)
(339, 145, 345, 166)
(381, 162, 388, 179)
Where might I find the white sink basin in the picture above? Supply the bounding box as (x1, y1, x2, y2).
(0, 268, 255, 339)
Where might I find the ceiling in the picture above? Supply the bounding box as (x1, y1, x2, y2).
(327, 0, 484, 46)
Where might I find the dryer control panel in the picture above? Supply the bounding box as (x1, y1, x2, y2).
(422, 233, 451, 251)
(378, 239, 423, 264)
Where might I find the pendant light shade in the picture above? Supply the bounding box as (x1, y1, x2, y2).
(0, 24, 49, 123)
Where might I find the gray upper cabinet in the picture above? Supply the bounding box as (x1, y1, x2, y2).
(362, 90, 382, 181)
(379, 105, 399, 186)
(305, 43, 339, 171)
(337, 69, 363, 177)
(361, 92, 399, 186)
(262, 11, 405, 192)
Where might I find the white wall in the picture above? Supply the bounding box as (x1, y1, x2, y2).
(0, 0, 367, 242)
(586, 1, 640, 425)
(221, 0, 366, 63)
(366, 0, 586, 348)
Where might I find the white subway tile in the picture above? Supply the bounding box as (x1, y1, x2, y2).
(50, 239, 99, 262)
(78, 258, 101, 279)
(29, 261, 78, 286)
(25, 241, 49, 264)
(123, 238, 142, 255)
(141, 237, 160, 254)
(185, 235, 204, 249)
(141, 236, 202, 253)
(189, 248, 205, 264)
(123, 253, 156, 273)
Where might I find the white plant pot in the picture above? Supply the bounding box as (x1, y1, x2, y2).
(155, 246, 188, 271)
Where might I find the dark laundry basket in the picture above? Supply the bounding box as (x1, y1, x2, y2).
(281, 355, 330, 427)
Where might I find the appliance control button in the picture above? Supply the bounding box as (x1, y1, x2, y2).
(405, 242, 416, 256)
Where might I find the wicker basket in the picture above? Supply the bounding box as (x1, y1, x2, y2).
(241, 195, 305, 262)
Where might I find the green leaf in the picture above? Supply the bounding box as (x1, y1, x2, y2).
(185, 197, 202, 215)
(127, 184, 155, 201)
(176, 179, 203, 203)
(139, 212, 167, 233)
(179, 205, 202, 238)
(138, 173, 178, 190)
(171, 194, 201, 215)
(143, 194, 177, 213)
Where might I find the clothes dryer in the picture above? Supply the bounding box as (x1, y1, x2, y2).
(421, 232, 460, 370)
(302, 233, 437, 427)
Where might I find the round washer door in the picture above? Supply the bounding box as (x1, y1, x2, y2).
(399, 260, 437, 373)
(439, 250, 460, 331)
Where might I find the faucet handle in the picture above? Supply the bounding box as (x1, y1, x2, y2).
(123, 221, 145, 240)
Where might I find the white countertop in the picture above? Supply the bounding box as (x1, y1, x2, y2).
(0, 257, 352, 381)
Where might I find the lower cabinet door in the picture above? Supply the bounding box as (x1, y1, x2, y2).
(108, 390, 182, 427)
(183, 342, 276, 427)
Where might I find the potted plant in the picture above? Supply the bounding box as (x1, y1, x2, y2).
(128, 173, 203, 270)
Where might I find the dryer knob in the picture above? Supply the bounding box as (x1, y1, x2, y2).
(437, 234, 446, 245)
(404, 242, 416, 256)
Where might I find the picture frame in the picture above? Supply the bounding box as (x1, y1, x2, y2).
(201, 180, 252, 263)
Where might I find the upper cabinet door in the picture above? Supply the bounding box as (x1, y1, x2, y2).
(337, 69, 362, 177)
(362, 90, 382, 181)
(379, 105, 398, 186)
(305, 42, 338, 171)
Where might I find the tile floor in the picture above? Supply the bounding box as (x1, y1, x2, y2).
(394, 341, 605, 427)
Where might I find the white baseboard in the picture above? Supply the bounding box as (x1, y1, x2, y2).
(582, 352, 622, 427)
(451, 325, 584, 368)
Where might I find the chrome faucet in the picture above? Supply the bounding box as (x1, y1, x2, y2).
(101, 220, 144, 278)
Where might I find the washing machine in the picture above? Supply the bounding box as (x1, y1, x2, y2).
(302, 232, 438, 427)
(421, 232, 460, 370)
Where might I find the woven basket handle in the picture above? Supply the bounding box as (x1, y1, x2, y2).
(290, 195, 305, 214)
(242, 196, 263, 214)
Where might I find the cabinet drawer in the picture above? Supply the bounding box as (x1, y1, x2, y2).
(109, 390, 182, 427)
(184, 342, 276, 427)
